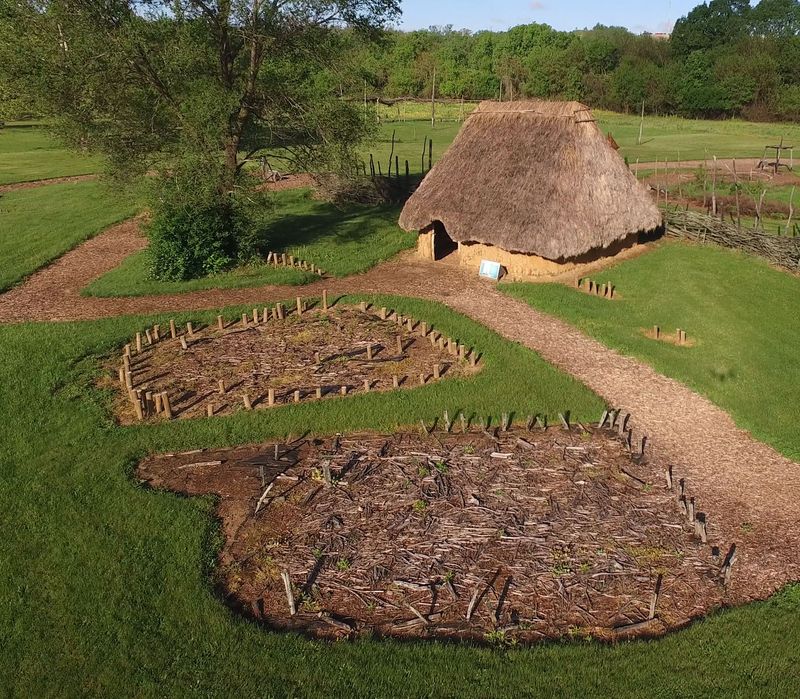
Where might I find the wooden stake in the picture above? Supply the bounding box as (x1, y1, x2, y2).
(206, 404, 214, 418)
(294, 390, 301, 403)
(124, 343, 132, 357)
(179, 336, 188, 350)
(262, 308, 269, 324)
(243, 394, 252, 410)
(154, 393, 163, 414)
(133, 400, 144, 421)
(186, 322, 194, 336)
(296, 297, 303, 316)
(169, 320, 176, 339)
(654, 325, 660, 339)
(144, 329, 152, 345)
(153, 325, 160, 342)
(364, 379, 371, 392)
(281, 571, 296, 616)
(366, 343, 373, 360)
(161, 392, 172, 419)
(268, 388, 275, 406)
(135, 333, 142, 353)
(315, 387, 322, 399)
(322, 290, 328, 311)
(118, 367, 126, 386)
(419, 373, 426, 385)
(218, 379, 225, 395)
(276, 303, 284, 320)
(360, 301, 367, 312)
(420, 322, 428, 337)
(242, 313, 248, 328)
(340, 385, 348, 396)
(392, 375, 399, 388)
(433, 364, 440, 380)
(396, 335, 403, 354)
(379, 307, 387, 320)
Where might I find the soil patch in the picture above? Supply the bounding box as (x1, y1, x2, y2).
(138, 425, 727, 643)
(0, 173, 98, 193)
(104, 304, 478, 423)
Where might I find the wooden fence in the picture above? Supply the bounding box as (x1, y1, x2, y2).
(666, 208, 800, 271)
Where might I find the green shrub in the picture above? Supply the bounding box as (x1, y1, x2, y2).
(147, 201, 250, 281)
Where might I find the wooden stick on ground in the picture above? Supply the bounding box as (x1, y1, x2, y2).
(281, 570, 297, 616)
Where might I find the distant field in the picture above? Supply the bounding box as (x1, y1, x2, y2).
(503, 241, 800, 462)
(0, 124, 103, 184)
(84, 189, 415, 297)
(368, 106, 800, 173)
(0, 181, 139, 291)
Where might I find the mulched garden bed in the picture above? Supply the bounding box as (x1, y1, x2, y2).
(104, 304, 478, 424)
(138, 424, 728, 643)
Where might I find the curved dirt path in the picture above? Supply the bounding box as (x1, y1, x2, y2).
(0, 173, 99, 193)
(1, 220, 799, 608)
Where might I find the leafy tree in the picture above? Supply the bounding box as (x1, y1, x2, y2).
(0, 0, 399, 278)
(672, 0, 752, 57)
(749, 0, 800, 36)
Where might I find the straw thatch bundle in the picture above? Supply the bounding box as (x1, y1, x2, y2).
(399, 101, 662, 261)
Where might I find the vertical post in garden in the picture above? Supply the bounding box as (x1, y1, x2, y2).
(637, 100, 645, 145)
(161, 393, 172, 420)
(268, 388, 275, 406)
(428, 139, 433, 172)
(322, 289, 328, 311)
(431, 66, 436, 127)
(169, 320, 177, 339)
(296, 297, 303, 316)
(217, 315, 224, 331)
(733, 159, 741, 227)
(712, 155, 718, 216)
(136, 333, 142, 353)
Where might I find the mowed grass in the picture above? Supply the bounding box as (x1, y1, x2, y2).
(0, 295, 798, 697)
(0, 180, 140, 292)
(0, 124, 103, 184)
(369, 110, 800, 174)
(84, 189, 415, 297)
(503, 242, 800, 461)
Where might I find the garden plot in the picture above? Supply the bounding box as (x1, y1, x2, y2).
(138, 424, 727, 643)
(105, 303, 479, 423)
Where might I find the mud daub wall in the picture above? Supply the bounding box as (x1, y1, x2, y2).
(667, 209, 800, 271)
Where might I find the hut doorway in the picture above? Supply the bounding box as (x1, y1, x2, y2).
(432, 221, 458, 261)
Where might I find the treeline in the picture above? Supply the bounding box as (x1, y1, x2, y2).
(345, 0, 800, 121)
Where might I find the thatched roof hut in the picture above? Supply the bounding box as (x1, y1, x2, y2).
(399, 101, 662, 270)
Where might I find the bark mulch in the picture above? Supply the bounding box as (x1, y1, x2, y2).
(138, 425, 727, 642)
(0, 173, 99, 193)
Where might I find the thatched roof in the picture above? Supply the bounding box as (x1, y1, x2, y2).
(399, 101, 662, 261)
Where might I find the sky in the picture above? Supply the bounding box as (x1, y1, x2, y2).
(397, 0, 703, 35)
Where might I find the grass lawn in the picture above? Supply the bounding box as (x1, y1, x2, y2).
(0, 123, 103, 184)
(502, 241, 800, 462)
(0, 296, 797, 696)
(369, 112, 800, 174)
(0, 180, 140, 292)
(84, 189, 416, 297)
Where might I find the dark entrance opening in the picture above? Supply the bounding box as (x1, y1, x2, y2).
(432, 221, 458, 260)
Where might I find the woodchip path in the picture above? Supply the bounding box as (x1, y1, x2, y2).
(1, 218, 798, 608)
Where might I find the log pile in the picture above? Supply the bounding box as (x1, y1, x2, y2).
(666, 208, 800, 271)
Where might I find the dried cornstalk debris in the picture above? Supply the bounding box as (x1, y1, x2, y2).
(103, 306, 478, 424)
(138, 425, 724, 643)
